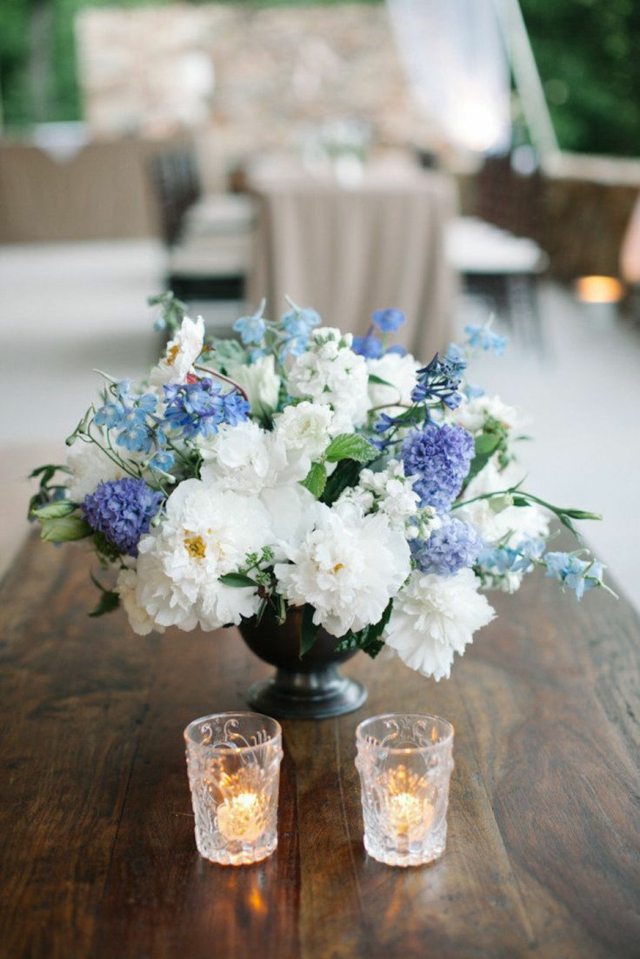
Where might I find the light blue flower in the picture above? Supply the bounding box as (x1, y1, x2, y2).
(544, 551, 604, 600)
(149, 450, 175, 473)
(352, 334, 383, 359)
(372, 308, 406, 332)
(464, 323, 507, 356)
(234, 300, 267, 345)
(281, 306, 320, 337)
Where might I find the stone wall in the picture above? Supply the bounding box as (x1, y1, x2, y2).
(76, 3, 429, 161)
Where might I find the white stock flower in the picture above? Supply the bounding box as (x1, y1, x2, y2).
(449, 394, 520, 435)
(274, 502, 411, 637)
(287, 329, 369, 432)
(134, 478, 272, 631)
(337, 459, 419, 532)
(367, 352, 420, 414)
(150, 315, 204, 386)
(227, 355, 280, 420)
(456, 459, 549, 545)
(384, 568, 495, 681)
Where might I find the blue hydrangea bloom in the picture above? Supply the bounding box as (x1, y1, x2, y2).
(372, 308, 406, 332)
(544, 552, 604, 600)
(82, 478, 163, 556)
(465, 324, 507, 356)
(411, 517, 481, 575)
(352, 334, 383, 359)
(402, 422, 474, 513)
(163, 379, 249, 439)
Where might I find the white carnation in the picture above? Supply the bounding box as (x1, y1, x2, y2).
(227, 355, 280, 420)
(456, 459, 549, 545)
(384, 568, 495, 681)
(287, 329, 369, 432)
(449, 394, 520, 435)
(274, 502, 411, 637)
(134, 478, 272, 632)
(367, 352, 420, 414)
(150, 315, 204, 386)
(116, 567, 161, 636)
(273, 401, 335, 463)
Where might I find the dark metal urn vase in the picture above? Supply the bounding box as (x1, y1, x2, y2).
(238, 608, 367, 720)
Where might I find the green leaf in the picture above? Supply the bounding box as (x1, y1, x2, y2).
(465, 432, 503, 484)
(40, 515, 92, 543)
(321, 459, 363, 506)
(300, 604, 319, 658)
(325, 434, 378, 464)
(218, 573, 259, 588)
(28, 463, 69, 483)
(31, 500, 75, 520)
(368, 373, 395, 387)
(300, 461, 327, 498)
(88, 590, 120, 618)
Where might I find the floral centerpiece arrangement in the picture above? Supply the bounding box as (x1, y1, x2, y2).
(29, 293, 610, 698)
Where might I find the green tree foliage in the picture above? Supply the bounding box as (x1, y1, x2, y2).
(521, 0, 640, 156)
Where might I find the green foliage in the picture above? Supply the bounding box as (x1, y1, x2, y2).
(300, 461, 327, 499)
(325, 433, 378, 464)
(299, 604, 319, 657)
(39, 513, 92, 543)
(521, 0, 640, 156)
(334, 600, 392, 659)
(218, 572, 260, 588)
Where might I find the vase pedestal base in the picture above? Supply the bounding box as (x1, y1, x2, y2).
(247, 665, 367, 720)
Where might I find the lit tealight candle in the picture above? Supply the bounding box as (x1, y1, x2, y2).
(217, 789, 267, 843)
(383, 766, 434, 841)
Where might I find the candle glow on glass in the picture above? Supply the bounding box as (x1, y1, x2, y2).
(216, 789, 266, 843)
(574, 275, 624, 304)
(382, 766, 434, 841)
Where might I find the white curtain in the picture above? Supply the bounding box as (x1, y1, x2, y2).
(387, 0, 511, 154)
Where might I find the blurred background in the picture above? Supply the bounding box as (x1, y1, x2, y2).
(1, 0, 639, 605)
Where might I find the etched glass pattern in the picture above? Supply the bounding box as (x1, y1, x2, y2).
(355, 713, 454, 867)
(184, 712, 283, 865)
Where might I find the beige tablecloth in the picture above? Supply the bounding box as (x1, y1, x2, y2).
(247, 165, 458, 359)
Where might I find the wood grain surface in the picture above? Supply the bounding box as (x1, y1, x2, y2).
(1, 534, 639, 959)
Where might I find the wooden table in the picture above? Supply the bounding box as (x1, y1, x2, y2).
(1, 534, 639, 959)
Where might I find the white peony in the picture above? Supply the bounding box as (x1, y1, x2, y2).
(384, 568, 495, 681)
(150, 315, 204, 386)
(199, 420, 290, 493)
(449, 394, 520, 435)
(259, 484, 324, 561)
(287, 328, 370, 432)
(227, 355, 280, 420)
(66, 439, 130, 501)
(456, 459, 549, 546)
(134, 478, 272, 632)
(274, 501, 411, 637)
(367, 352, 420, 414)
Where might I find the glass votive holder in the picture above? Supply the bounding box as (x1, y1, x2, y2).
(184, 711, 283, 866)
(355, 713, 454, 867)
